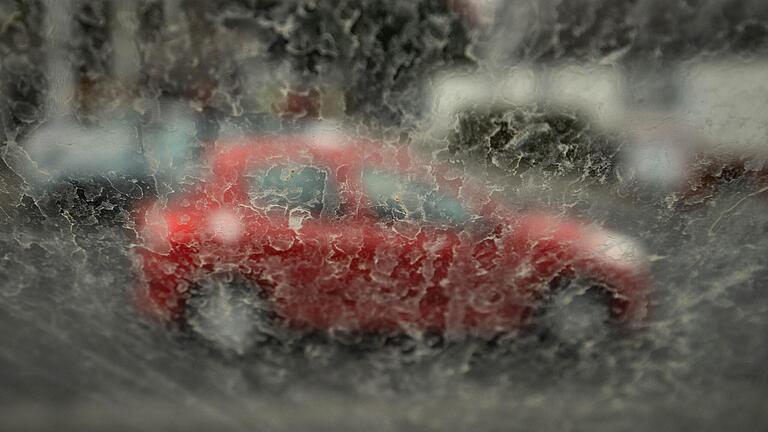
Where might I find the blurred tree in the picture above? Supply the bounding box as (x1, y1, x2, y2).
(489, 0, 768, 65)
(447, 106, 618, 180)
(0, 0, 46, 138)
(138, 0, 477, 130)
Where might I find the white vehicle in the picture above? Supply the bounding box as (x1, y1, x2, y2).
(423, 59, 768, 206)
(618, 59, 768, 203)
(20, 101, 198, 190)
(423, 64, 624, 141)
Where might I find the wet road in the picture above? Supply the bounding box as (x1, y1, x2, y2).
(1, 181, 767, 431)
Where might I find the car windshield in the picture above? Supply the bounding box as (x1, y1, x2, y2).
(6, 0, 768, 429)
(362, 169, 472, 226)
(247, 165, 328, 217)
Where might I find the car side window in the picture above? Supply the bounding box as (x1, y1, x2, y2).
(362, 169, 472, 226)
(247, 165, 328, 218)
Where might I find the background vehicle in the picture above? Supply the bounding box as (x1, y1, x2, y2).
(423, 61, 768, 209)
(21, 101, 198, 185)
(420, 66, 625, 192)
(618, 60, 768, 208)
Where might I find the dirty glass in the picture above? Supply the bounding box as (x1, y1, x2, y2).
(1, 0, 768, 431)
(249, 165, 328, 217)
(363, 169, 472, 225)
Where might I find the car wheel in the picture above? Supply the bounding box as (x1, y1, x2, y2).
(186, 272, 276, 354)
(537, 276, 617, 352)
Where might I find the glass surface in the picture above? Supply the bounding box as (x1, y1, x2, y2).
(363, 169, 472, 226)
(248, 165, 328, 217)
(1, 1, 767, 430)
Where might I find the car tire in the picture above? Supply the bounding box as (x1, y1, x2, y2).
(185, 271, 277, 354)
(537, 276, 617, 353)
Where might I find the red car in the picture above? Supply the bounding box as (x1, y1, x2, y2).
(134, 131, 650, 349)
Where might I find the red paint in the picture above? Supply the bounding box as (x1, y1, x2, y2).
(134, 133, 650, 336)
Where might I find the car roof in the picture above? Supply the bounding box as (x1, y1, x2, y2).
(208, 129, 429, 177)
(206, 130, 506, 218)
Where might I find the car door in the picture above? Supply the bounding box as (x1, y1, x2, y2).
(242, 158, 466, 333)
(350, 167, 473, 333)
(240, 157, 384, 331)
(358, 167, 540, 334)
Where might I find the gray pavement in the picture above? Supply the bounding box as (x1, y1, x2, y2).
(0, 179, 767, 431)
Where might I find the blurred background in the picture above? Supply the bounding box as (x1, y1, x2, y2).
(1, 0, 768, 430)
